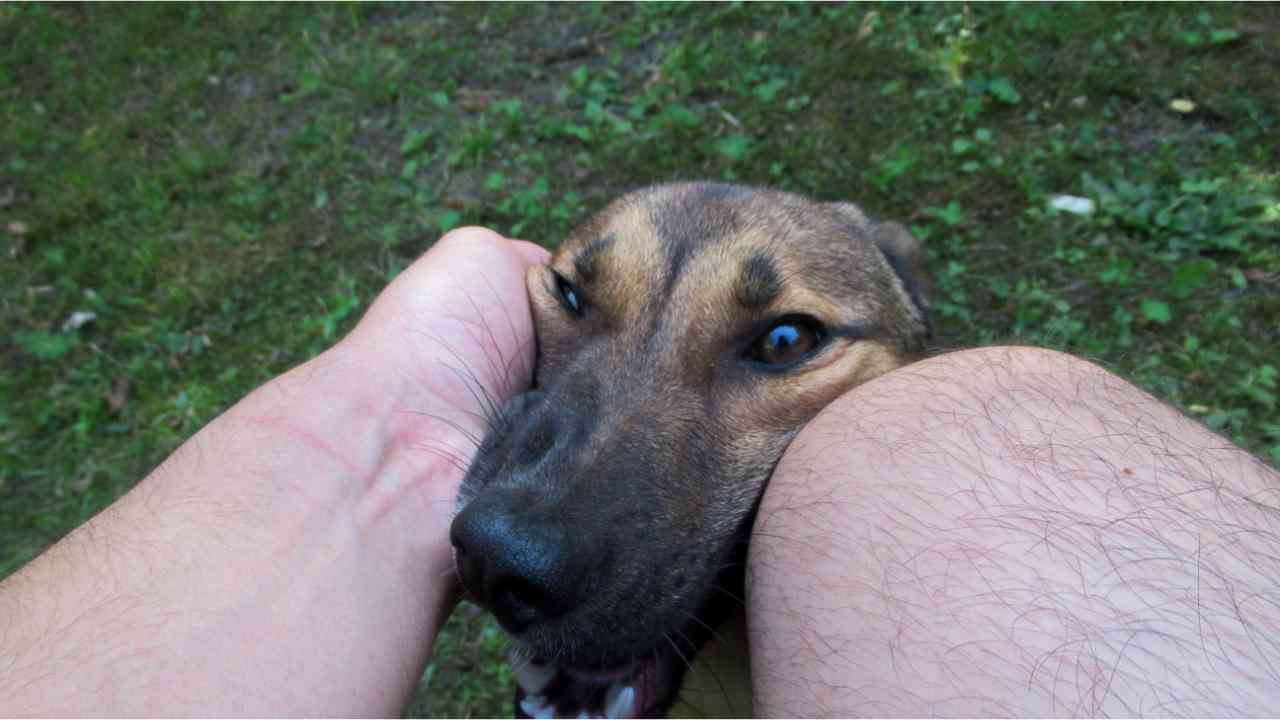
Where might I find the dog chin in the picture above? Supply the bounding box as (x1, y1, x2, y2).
(510, 646, 683, 719)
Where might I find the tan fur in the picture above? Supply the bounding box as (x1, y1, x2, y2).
(459, 182, 929, 718)
(531, 184, 926, 716)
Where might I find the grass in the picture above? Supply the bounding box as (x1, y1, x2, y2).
(2, 3, 1277, 716)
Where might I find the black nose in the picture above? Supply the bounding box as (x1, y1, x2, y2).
(451, 499, 590, 633)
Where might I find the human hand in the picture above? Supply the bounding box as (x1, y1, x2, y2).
(229, 226, 551, 587)
(0, 227, 550, 715)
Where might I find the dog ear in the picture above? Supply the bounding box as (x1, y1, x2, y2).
(870, 220, 931, 321)
(828, 202, 931, 324)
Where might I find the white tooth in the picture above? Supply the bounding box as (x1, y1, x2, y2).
(605, 685, 636, 719)
(513, 660, 557, 694)
(520, 695, 550, 718)
(533, 705, 556, 720)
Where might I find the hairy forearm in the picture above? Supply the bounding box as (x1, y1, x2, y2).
(0, 344, 461, 716)
(0, 229, 541, 716)
(750, 347, 1280, 716)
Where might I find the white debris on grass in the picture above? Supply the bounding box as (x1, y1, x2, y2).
(1048, 195, 1096, 216)
(62, 310, 97, 332)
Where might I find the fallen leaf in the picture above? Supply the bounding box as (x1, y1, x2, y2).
(6, 220, 28, 235)
(1169, 98, 1196, 114)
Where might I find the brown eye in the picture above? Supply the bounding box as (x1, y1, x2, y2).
(746, 316, 825, 367)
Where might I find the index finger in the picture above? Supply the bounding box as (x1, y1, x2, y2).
(509, 238, 552, 267)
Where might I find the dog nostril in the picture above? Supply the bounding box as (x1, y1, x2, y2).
(485, 556, 580, 632)
(490, 578, 550, 633)
(450, 529, 483, 600)
(449, 526, 467, 554)
(450, 500, 589, 634)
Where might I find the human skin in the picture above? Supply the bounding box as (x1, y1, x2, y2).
(6, 230, 1278, 718)
(0, 228, 548, 716)
(749, 346, 1280, 716)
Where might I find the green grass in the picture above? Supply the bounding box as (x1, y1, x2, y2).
(2, 3, 1278, 716)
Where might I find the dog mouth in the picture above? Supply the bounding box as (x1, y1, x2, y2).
(511, 652, 674, 719)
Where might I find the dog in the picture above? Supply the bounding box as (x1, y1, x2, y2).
(450, 182, 931, 718)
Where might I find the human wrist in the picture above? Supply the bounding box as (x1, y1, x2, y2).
(221, 336, 472, 577)
(0, 228, 546, 715)
(199, 227, 543, 606)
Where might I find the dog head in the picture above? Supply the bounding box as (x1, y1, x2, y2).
(451, 182, 929, 718)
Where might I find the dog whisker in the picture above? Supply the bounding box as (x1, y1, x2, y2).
(675, 609, 729, 647)
(454, 319, 513, 411)
(406, 435, 473, 465)
(405, 440, 472, 477)
(448, 281, 516, 392)
(396, 409, 486, 450)
(469, 268, 536, 399)
(397, 355, 493, 436)
(705, 583, 747, 608)
(502, 335, 539, 392)
(438, 351, 504, 428)
(668, 624, 699, 655)
(440, 279, 539, 419)
(662, 632, 695, 674)
(669, 623, 735, 712)
(402, 320, 508, 432)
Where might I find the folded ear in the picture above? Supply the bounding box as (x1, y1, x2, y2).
(870, 219, 931, 320)
(828, 202, 931, 329)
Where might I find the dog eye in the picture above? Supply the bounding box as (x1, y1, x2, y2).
(746, 316, 825, 367)
(553, 272, 583, 315)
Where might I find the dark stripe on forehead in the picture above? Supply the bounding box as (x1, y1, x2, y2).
(572, 233, 616, 282)
(662, 238, 692, 298)
(736, 250, 782, 309)
(649, 184, 746, 298)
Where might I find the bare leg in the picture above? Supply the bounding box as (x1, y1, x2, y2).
(748, 347, 1280, 717)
